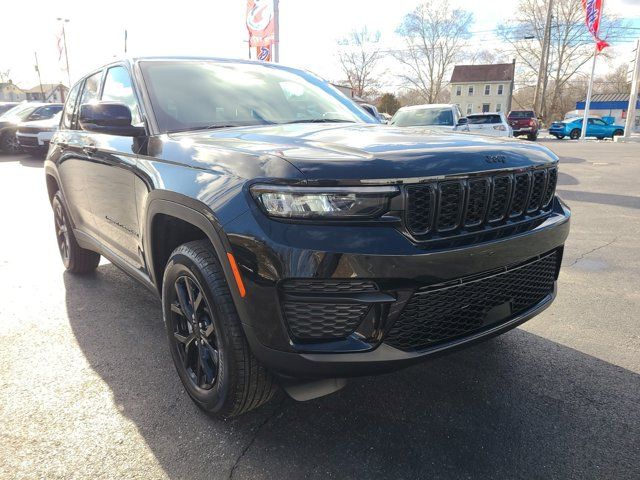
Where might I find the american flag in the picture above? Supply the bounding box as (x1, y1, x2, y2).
(581, 0, 610, 52)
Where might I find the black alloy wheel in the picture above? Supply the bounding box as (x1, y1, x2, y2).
(1, 131, 20, 153)
(53, 196, 71, 268)
(569, 129, 581, 140)
(169, 273, 220, 391)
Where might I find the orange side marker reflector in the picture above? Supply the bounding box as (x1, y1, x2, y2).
(226, 252, 246, 298)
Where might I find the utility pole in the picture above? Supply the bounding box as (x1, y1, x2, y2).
(623, 39, 639, 139)
(533, 0, 553, 116)
(34, 52, 45, 101)
(57, 18, 71, 88)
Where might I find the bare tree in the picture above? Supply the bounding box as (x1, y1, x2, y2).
(0, 70, 11, 84)
(498, 0, 625, 119)
(394, 0, 473, 104)
(337, 27, 383, 100)
(594, 63, 631, 94)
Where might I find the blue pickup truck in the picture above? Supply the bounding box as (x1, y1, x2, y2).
(549, 116, 625, 140)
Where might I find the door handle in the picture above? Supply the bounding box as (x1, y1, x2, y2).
(82, 145, 97, 155)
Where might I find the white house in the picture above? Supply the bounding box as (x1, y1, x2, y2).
(0, 82, 26, 102)
(450, 61, 515, 115)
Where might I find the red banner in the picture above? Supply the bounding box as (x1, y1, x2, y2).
(581, 0, 609, 52)
(246, 0, 276, 48)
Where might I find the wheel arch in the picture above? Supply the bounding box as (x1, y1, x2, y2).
(144, 195, 243, 304)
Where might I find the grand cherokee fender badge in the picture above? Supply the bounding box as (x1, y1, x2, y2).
(485, 154, 506, 164)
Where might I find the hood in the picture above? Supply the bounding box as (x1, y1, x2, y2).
(172, 123, 558, 183)
(18, 116, 59, 129)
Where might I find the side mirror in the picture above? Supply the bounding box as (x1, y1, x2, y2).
(456, 117, 468, 126)
(79, 102, 145, 136)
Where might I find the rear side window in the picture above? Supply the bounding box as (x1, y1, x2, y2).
(101, 66, 142, 126)
(467, 114, 502, 124)
(61, 82, 81, 129)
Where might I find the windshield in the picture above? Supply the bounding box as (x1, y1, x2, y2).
(390, 107, 454, 127)
(140, 61, 372, 133)
(0, 103, 37, 121)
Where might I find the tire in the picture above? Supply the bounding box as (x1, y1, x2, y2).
(569, 129, 581, 140)
(613, 129, 623, 138)
(557, 135, 565, 139)
(527, 133, 538, 141)
(0, 130, 20, 154)
(162, 240, 277, 418)
(52, 191, 101, 273)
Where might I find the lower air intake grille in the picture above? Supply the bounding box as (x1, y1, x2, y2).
(283, 302, 369, 340)
(385, 252, 558, 351)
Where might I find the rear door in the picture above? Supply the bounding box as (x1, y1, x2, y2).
(82, 65, 146, 268)
(55, 80, 95, 233)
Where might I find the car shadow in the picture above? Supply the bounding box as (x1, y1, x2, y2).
(557, 189, 640, 210)
(63, 265, 639, 480)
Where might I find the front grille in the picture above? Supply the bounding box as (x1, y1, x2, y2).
(283, 302, 369, 340)
(405, 166, 558, 238)
(18, 127, 41, 134)
(18, 136, 39, 146)
(385, 252, 558, 351)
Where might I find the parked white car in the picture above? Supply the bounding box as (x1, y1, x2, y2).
(16, 111, 62, 154)
(390, 104, 466, 131)
(465, 112, 513, 138)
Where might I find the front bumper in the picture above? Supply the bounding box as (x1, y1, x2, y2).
(17, 132, 52, 150)
(226, 198, 571, 378)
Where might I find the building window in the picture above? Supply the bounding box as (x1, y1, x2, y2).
(466, 104, 473, 115)
(484, 84, 491, 95)
(468, 85, 474, 96)
(497, 84, 504, 95)
(482, 103, 490, 113)
(455, 85, 461, 96)
(496, 103, 502, 112)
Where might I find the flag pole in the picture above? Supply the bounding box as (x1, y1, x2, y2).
(580, 44, 598, 141)
(273, 0, 279, 62)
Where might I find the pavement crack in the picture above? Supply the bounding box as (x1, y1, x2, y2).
(228, 398, 285, 479)
(568, 237, 618, 267)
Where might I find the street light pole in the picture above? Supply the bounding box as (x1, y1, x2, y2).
(57, 18, 71, 88)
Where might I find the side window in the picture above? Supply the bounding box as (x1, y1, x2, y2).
(30, 105, 62, 121)
(101, 66, 142, 126)
(80, 71, 102, 105)
(594, 119, 606, 125)
(61, 82, 82, 129)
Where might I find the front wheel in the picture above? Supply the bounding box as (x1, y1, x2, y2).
(569, 129, 581, 140)
(162, 240, 277, 419)
(527, 133, 538, 141)
(557, 135, 565, 139)
(0, 130, 20, 154)
(613, 129, 624, 138)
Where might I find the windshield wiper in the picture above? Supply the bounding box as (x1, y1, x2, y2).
(281, 119, 356, 124)
(168, 124, 247, 134)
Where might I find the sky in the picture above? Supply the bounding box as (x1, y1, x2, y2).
(1, 0, 640, 91)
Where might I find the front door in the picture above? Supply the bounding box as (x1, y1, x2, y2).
(82, 65, 146, 269)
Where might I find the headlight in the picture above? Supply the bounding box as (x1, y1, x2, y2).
(250, 184, 399, 219)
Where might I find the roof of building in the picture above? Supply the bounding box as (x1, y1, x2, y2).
(576, 93, 639, 110)
(579, 93, 635, 103)
(450, 63, 515, 83)
(23, 83, 68, 94)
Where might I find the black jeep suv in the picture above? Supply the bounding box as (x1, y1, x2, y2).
(45, 58, 570, 418)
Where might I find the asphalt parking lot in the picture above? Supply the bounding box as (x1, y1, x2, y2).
(1, 139, 639, 480)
